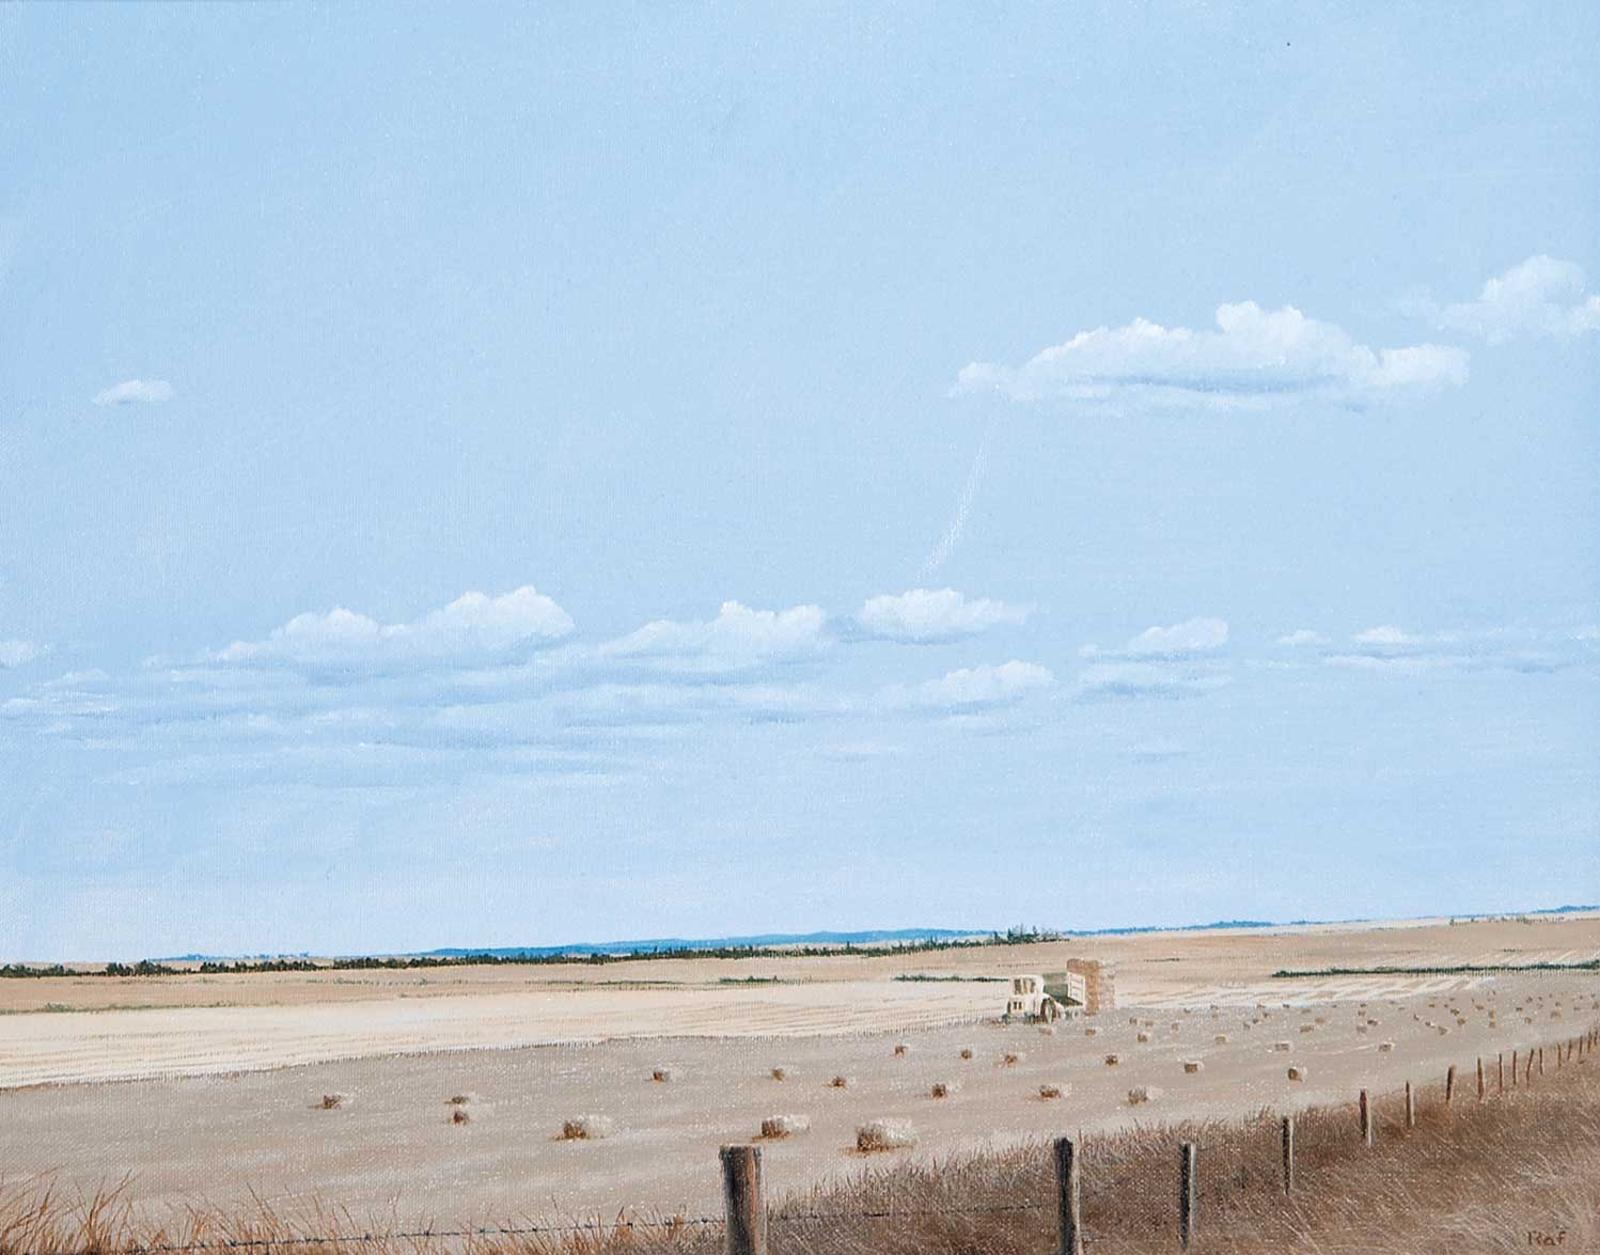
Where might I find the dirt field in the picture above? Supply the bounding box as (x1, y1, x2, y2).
(1, 914, 1596, 1229)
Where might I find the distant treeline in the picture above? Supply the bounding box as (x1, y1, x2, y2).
(1272, 959, 1600, 978)
(0, 926, 1065, 979)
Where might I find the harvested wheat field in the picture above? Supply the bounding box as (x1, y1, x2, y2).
(1, 913, 1597, 1242)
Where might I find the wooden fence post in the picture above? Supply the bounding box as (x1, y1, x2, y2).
(1445, 1064, 1456, 1105)
(1538, 1046, 1544, 1077)
(1405, 1080, 1415, 1130)
(1511, 1049, 1518, 1088)
(1498, 1052, 1504, 1095)
(1476, 1056, 1485, 1102)
(1281, 1116, 1295, 1195)
(1359, 1089, 1373, 1147)
(720, 1144, 767, 1255)
(1178, 1142, 1198, 1251)
(1054, 1137, 1083, 1255)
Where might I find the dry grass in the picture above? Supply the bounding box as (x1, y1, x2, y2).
(5, 1039, 1600, 1254)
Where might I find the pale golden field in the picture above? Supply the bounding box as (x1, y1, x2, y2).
(1, 913, 1596, 1233)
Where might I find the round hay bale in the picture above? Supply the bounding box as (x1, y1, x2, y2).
(1039, 1083, 1068, 1100)
(1182, 1060, 1204, 1074)
(561, 1115, 614, 1140)
(1273, 1041, 1292, 1052)
(760, 1114, 810, 1139)
(1127, 1085, 1162, 1105)
(893, 1043, 909, 1057)
(1136, 1032, 1151, 1043)
(651, 1068, 673, 1083)
(1084, 1027, 1098, 1037)
(929, 1080, 959, 1099)
(1378, 1041, 1395, 1053)
(1104, 1054, 1120, 1067)
(770, 1066, 788, 1081)
(1213, 1035, 1228, 1045)
(828, 1075, 850, 1089)
(959, 1047, 974, 1060)
(1287, 1066, 1306, 1081)
(856, 1118, 917, 1152)
(451, 1108, 470, 1125)
(1001, 1051, 1024, 1066)
(319, 1093, 345, 1110)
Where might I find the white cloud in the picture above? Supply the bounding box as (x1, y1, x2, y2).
(93, 379, 174, 406)
(0, 639, 41, 668)
(1276, 629, 1328, 646)
(1125, 617, 1229, 657)
(1317, 624, 1597, 676)
(215, 586, 574, 672)
(856, 588, 1029, 642)
(600, 601, 828, 670)
(892, 660, 1054, 711)
(1429, 256, 1600, 344)
(1351, 624, 1424, 647)
(956, 302, 1467, 409)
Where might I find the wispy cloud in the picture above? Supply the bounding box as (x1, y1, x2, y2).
(1075, 617, 1232, 699)
(1288, 624, 1600, 676)
(92, 379, 174, 406)
(855, 588, 1028, 643)
(1077, 660, 1231, 701)
(956, 302, 1467, 410)
(1421, 255, 1600, 344)
(0, 639, 42, 668)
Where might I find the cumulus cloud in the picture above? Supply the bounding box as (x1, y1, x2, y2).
(891, 660, 1054, 712)
(1427, 255, 1600, 344)
(0, 639, 42, 668)
(1073, 618, 1231, 698)
(93, 379, 174, 406)
(856, 588, 1029, 642)
(956, 302, 1467, 410)
(599, 601, 828, 671)
(1351, 624, 1426, 647)
(1124, 616, 1229, 657)
(215, 586, 574, 673)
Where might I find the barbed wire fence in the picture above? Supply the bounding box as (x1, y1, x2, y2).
(33, 1022, 1599, 1255)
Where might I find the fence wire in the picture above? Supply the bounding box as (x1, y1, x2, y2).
(33, 1022, 1600, 1255)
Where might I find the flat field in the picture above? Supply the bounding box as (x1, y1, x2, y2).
(1, 913, 1596, 1229)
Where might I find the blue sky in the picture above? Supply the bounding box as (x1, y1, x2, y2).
(1, 3, 1596, 959)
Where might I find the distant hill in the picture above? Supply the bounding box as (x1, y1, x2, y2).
(422, 927, 982, 958)
(149, 905, 1600, 965)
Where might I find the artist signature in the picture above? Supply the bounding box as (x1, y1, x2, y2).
(1526, 1230, 1567, 1248)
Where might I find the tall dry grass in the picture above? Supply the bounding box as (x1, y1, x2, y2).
(6, 1045, 1599, 1255)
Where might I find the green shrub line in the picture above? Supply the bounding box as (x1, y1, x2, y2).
(0, 926, 1065, 979)
(1273, 959, 1600, 978)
